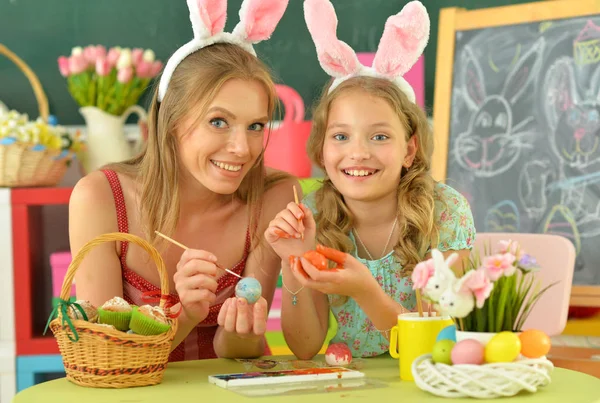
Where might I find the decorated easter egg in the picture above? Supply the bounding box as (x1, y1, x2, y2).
(325, 343, 352, 366)
(451, 339, 484, 365)
(485, 332, 521, 363)
(519, 329, 551, 358)
(235, 277, 262, 304)
(436, 325, 457, 342)
(432, 339, 455, 364)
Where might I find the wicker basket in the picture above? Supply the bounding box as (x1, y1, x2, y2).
(0, 43, 72, 187)
(49, 232, 178, 388)
(412, 354, 554, 399)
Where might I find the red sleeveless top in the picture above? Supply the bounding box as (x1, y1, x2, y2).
(101, 169, 270, 361)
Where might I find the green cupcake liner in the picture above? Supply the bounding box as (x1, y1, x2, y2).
(97, 308, 132, 331)
(129, 306, 171, 336)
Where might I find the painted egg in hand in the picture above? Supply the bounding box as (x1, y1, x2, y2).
(325, 343, 352, 366)
(235, 277, 262, 304)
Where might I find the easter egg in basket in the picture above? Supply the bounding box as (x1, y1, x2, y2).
(235, 277, 262, 304)
(519, 329, 551, 358)
(485, 332, 521, 363)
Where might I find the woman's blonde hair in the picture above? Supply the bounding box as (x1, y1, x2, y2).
(108, 43, 288, 248)
(307, 76, 439, 276)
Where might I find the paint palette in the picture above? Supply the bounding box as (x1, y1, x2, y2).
(208, 366, 365, 388)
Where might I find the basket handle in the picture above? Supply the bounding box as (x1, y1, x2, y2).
(0, 43, 49, 122)
(60, 232, 170, 308)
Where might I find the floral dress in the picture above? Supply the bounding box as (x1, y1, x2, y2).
(303, 182, 476, 357)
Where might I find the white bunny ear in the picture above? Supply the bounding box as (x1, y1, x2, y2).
(188, 0, 227, 39)
(304, 0, 361, 78)
(233, 0, 289, 43)
(372, 1, 429, 78)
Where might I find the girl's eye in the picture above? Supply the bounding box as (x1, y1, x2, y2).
(210, 118, 228, 129)
(248, 123, 265, 131)
(372, 134, 388, 141)
(333, 134, 348, 141)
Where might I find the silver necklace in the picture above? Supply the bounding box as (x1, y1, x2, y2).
(354, 217, 398, 260)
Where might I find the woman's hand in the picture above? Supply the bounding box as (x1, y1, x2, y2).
(173, 249, 219, 324)
(290, 245, 375, 299)
(217, 297, 268, 338)
(264, 202, 316, 262)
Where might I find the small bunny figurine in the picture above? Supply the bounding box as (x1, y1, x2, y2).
(438, 276, 476, 318)
(423, 249, 459, 302)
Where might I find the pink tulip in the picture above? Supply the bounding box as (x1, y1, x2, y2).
(482, 253, 516, 281)
(95, 45, 107, 61)
(83, 45, 98, 64)
(150, 60, 163, 77)
(58, 56, 70, 77)
(96, 57, 111, 76)
(106, 47, 121, 69)
(411, 258, 435, 290)
(498, 239, 521, 257)
(68, 54, 88, 75)
(131, 48, 144, 66)
(117, 66, 133, 83)
(135, 59, 153, 79)
(461, 269, 493, 308)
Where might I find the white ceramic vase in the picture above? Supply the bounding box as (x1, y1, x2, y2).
(79, 105, 147, 173)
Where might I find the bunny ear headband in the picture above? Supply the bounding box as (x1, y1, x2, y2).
(158, 0, 289, 102)
(303, 0, 429, 103)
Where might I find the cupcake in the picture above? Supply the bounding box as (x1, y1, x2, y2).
(129, 305, 171, 335)
(97, 297, 133, 331)
(67, 300, 97, 322)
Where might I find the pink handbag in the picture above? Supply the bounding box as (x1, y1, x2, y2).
(263, 84, 312, 178)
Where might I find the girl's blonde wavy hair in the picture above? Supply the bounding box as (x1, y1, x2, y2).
(107, 43, 288, 249)
(308, 76, 440, 277)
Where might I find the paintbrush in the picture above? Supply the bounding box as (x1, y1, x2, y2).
(154, 230, 242, 279)
(293, 185, 304, 241)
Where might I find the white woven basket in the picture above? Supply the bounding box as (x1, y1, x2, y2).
(412, 354, 554, 399)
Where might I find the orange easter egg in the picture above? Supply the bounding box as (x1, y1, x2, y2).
(519, 329, 551, 358)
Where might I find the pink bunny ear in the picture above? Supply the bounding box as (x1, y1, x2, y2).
(235, 0, 289, 43)
(372, 1, 429, 77)
(304, 0, 360, 78)
(188, 0, 227, 38)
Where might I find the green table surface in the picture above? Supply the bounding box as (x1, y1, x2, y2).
(13, 355, 600, 403)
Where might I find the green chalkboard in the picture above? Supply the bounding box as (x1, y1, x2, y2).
(0, 0, 539, 125)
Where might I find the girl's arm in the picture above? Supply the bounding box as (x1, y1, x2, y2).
(280, 260, 330, 360)
(70, 172, 203, 352)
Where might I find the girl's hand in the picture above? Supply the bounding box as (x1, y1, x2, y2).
(173, 249, 219, 323)
(217, 296, 268, 338)
(264, 202, 316, 262)
(290, 245, 374, 299)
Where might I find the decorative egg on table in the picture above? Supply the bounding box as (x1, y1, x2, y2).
(451, 339, 485, 365)
(235, 277, 262, 304)
(519, 329, 551, 358)
(325, 343, 352, 366)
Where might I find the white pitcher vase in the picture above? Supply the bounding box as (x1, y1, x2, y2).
(79, 105, 147, 173)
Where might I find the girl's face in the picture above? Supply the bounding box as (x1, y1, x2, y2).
(322, 89, 417, 204)
(178, 78, 269, 195)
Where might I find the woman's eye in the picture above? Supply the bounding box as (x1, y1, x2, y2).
(333, 134, 348, 141)
(372, 134, 388, 141)
(210, 118, 228, 129)
(248, 123, 265, 131)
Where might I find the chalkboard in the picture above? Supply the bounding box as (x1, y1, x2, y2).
(0, 0, 539, 125)
(433, 0, 600, 305)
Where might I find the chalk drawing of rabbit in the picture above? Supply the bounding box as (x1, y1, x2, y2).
(453, 38, 545, 178)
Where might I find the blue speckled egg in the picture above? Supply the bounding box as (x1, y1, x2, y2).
(235, 277, 262, 304)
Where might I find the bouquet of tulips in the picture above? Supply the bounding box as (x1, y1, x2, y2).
(412, 240, 556, 332)
(57, 45, 163, 116)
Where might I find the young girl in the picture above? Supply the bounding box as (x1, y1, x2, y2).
(69, 0, 296, 361)
(265, 0, 475, 359)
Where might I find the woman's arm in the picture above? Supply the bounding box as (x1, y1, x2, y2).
(70, 172, 204, 352)
(213, 175, 299, 358)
